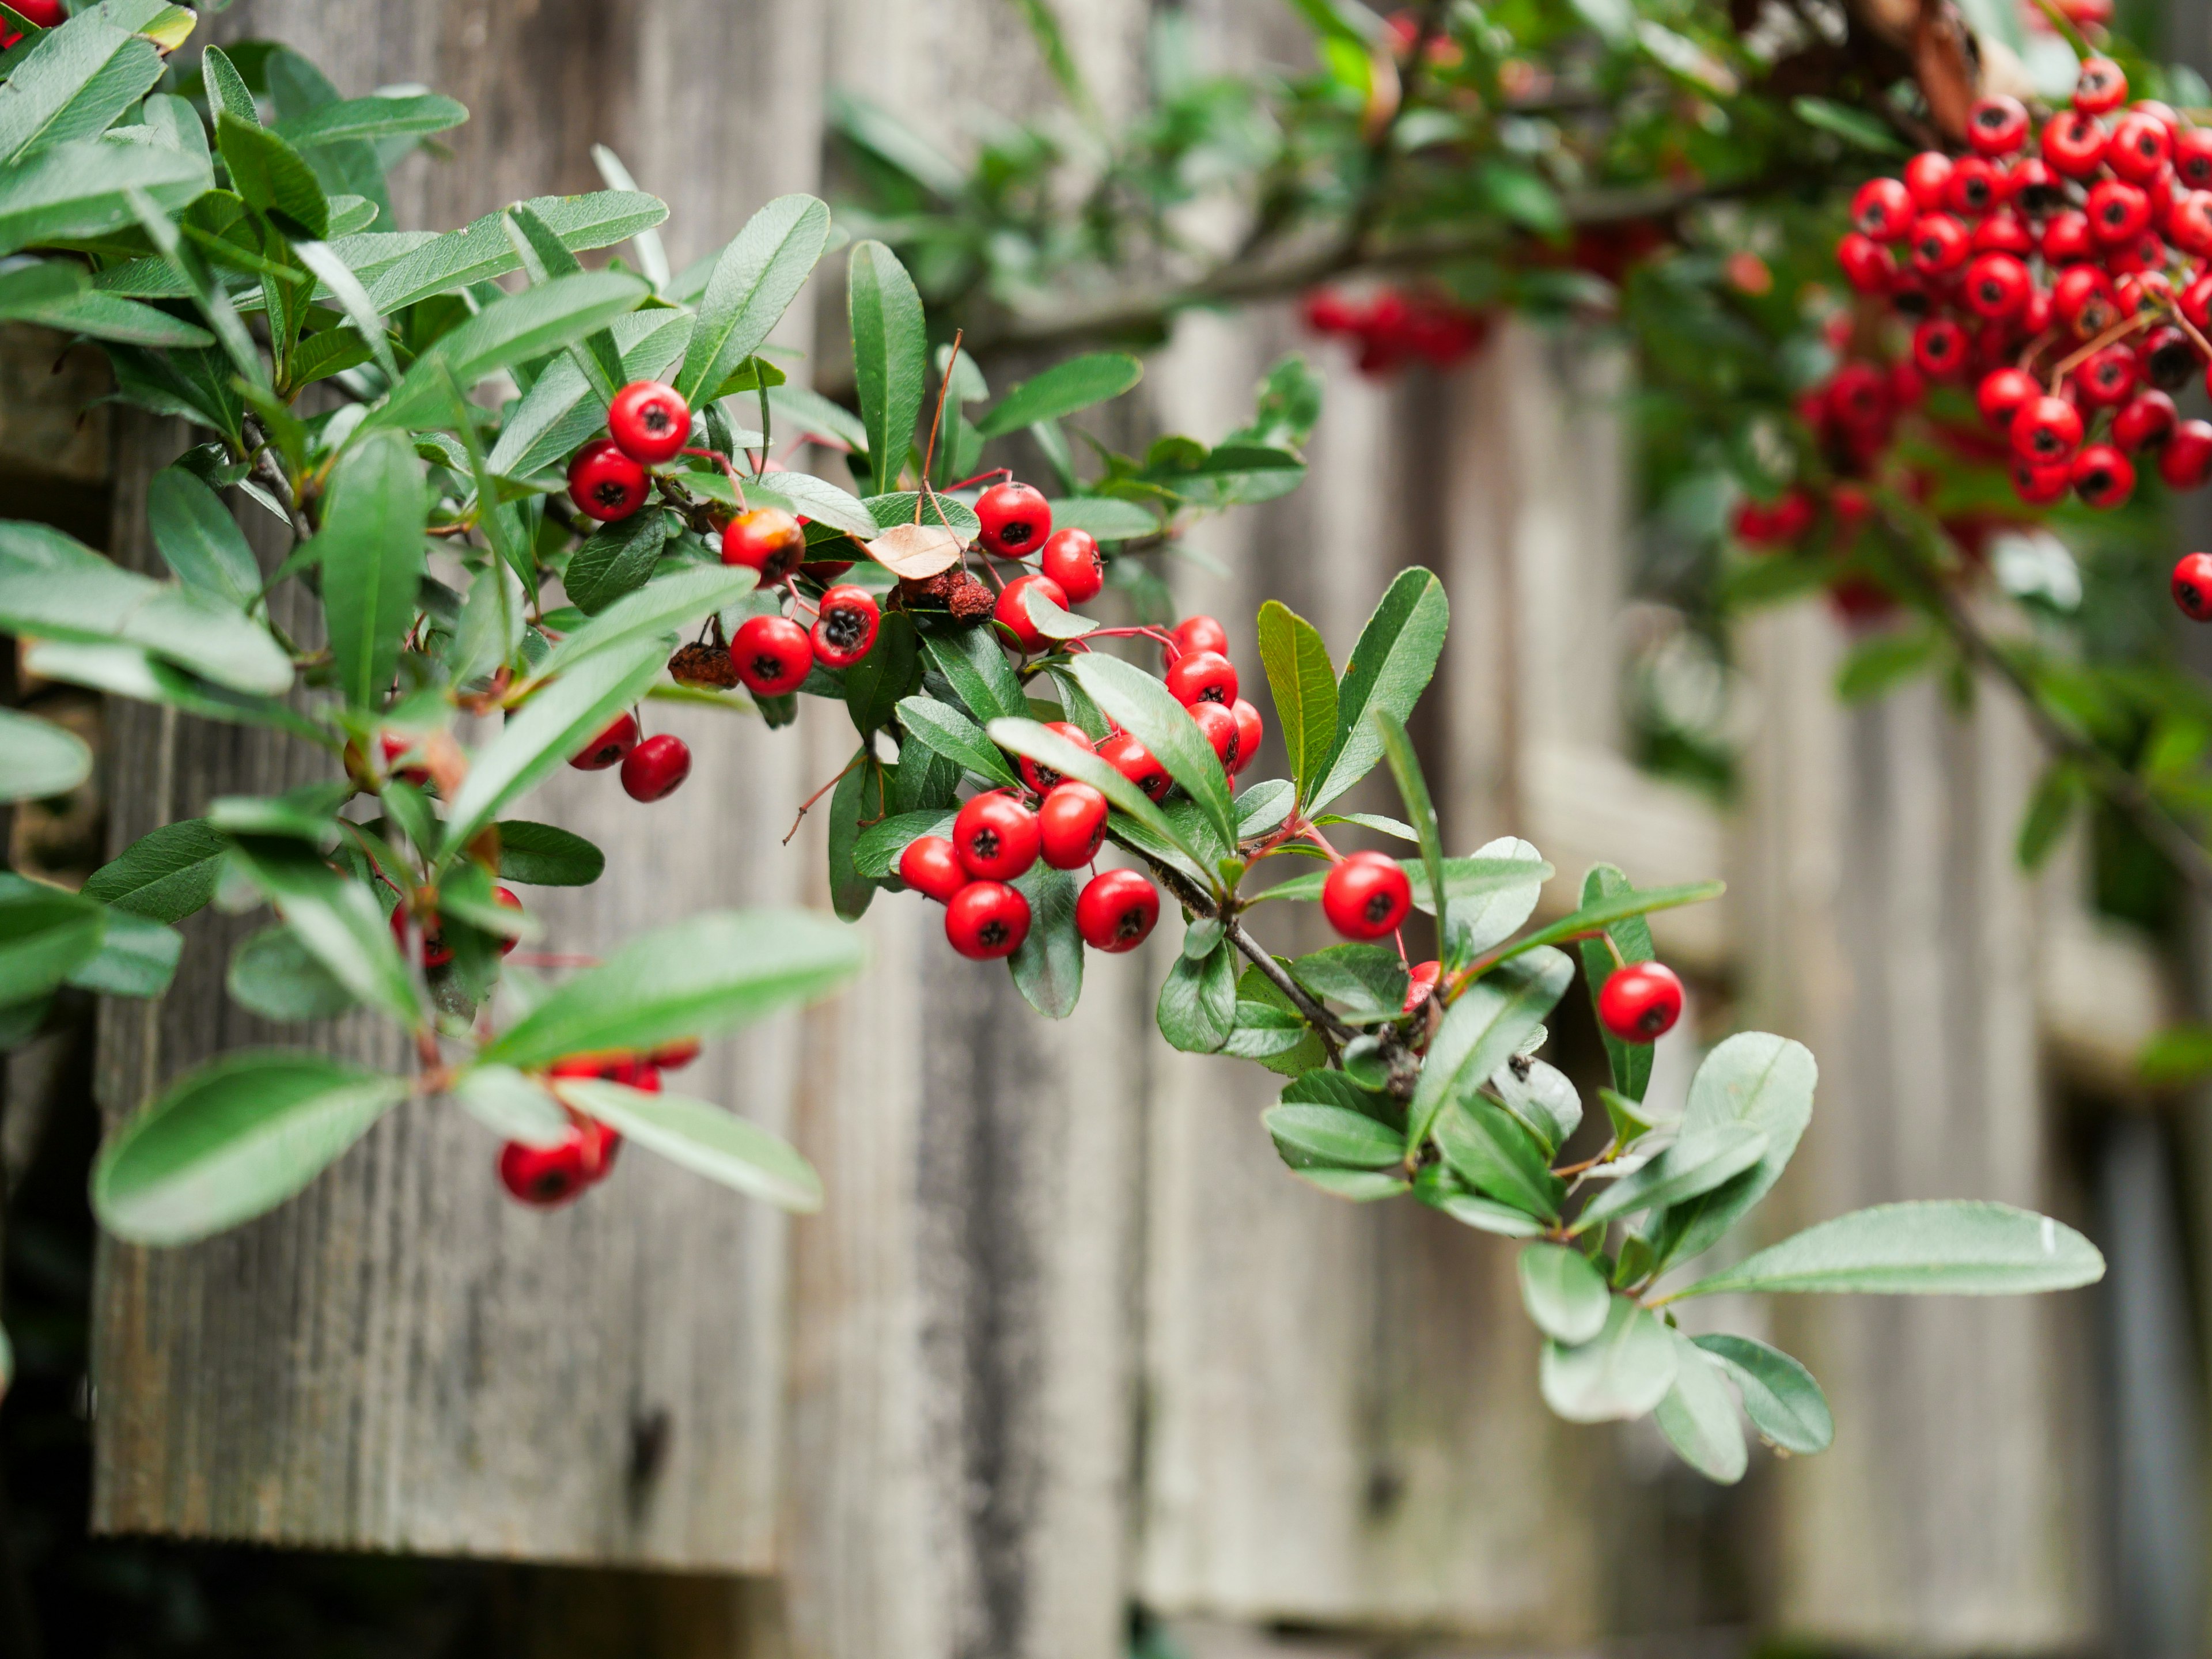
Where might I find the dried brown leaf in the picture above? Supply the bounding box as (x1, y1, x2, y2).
(866, 522, 966, 580)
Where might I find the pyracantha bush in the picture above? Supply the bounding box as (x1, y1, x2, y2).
(0, 6, 2103, 1478)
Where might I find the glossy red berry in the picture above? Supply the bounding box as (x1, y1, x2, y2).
(570, 711, 640, 771)
(1966, 96, 2029, 157)
(2162, 420, 2212, 488)
(1734, 490, 1816, 546)
(1976, 367, 2039, 433)
(1899, 153, 1949, 213)
(945, 880, 1031, 960)
(899, 834, 969, 902)
(2076, 344, 2138, 407)
(1961, 252, 2030, 320)
(1097, 733, 1171, 802)
(1321, 851, 1412, 942)
(2184, 274, 2212, 330)
(1403, 959, 1442, 1015)
(1971, 211, 2034, 255)
(2075, 58, 2128, 115)
(994, 573, 1069, 654)
(2012, 395, 2084, 464)
(952, 791, 1040, 881)
(1170, 615, 1229, 658)
(2114, 389, 2178, 450)
(607, 380, 691, 465)
(1074, 869, 1158, 953)
(1017, 721, 1093, 794)
(391, 900, 453, 968)
(1851, 177, 1915, 240)
(2168, 191, 2212, 256)
(568, 439, 649, 522)
(1835, 233, 1894, 293)
(721, 507, 806, 584)
(1910, 317, 1967, 378)
(2008, 158, 2064, 216)
(810, 584, 880, 668)
(1039, 528, 1104, 603)
(2138, 325, 2198, 392)
(2011, 457, 2072, 506)
(975, 480, 1052, 557)
(1038, 782, 1109, 870)
(2087, 179, 2152, 244)
(2071, 444, 2135, 509)
(491, 885, 524, 957)
(1188, 699, 1240, 770)
(1597, 962, 1684, 1043)
(2039, 210, 2093, 266)
(498, 1133, 598, 1207)
(2177, 126, 2212, 190)
(621, 733, 691, 802)
(2105, 111, 2172, 183)
(1165, 649, 1238, 707)
(2172, 552, 2212, 618)
(2044, 111, 2109, 176)
(1827, 362, 1889, 428)
(2053, 264, 2117, 337)
(379, 731, 431, 787)
(731, 614, 813, 695)
(1908, 213, 1969, 274)
(1229, 699, 1263, 774)
(1942, 157, 2001, 218)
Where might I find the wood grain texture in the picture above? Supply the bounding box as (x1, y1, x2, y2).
(90, 0, 828, 1567)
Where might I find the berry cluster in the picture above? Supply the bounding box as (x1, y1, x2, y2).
(1832, 60, 2212, 520)
(1301, 286, 1494, 377)
(566, 708, 694, 802)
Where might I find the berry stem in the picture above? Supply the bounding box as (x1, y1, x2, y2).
(2046, 307, 2160, 392)
(919, 327, 965, 490)
(682, 446, 750, 513)
(942, 467, 1014, 494)
(784, 753, 864, 844)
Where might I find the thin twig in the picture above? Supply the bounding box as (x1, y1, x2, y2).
(1225, 916, 1357, 1050)
(241, 414, 313, 544)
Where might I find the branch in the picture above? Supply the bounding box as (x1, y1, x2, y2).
(241, 415, 313, 545)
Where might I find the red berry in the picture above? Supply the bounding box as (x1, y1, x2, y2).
(994, 573, 1070, 655)
(570, 710, 639, 771)
(2137, 325, 2196, 392)
(621, 733, 691, 802)
(1188, 699, 1240, 770)
(2052, 263, 2117, 336)
(2011, 457, 2072, 505)
(2006, 158, 2063, 216)
(1961, 252, 2030, 320)
(2173, 551, 2212, 618)
(1170, 615, 1229, 658)
(731, 615, 812, 695)
(1038, 782, 1109, 870)
(1851, 177, 1915, 240)
(607, 380, 691, 465)
(1165, 648, 1238, 707)
(721, 507, 806, 584)
(1827, 361, 1890, 428)
(1596, 962, 1684, 1043)
(2074, 57, 2128, 116)
(2114, 389, 2179, 450)
(2106, 111, 2172, 183)
(649, 1037, 702, 1070)
(810, 584, 881, 668)
(1835, 233, 1894, 292)
(2076, 344, 2138, 407)
(1074, 869, 1159, 953)
(945, 880, 1031, 960)
(1734, 490, 1816, 546)
(1942, 157, 2002, 218)
(493, 885, 523, 957)
(1229, 699, 1263, 774)
(2087, 179, 2152, 244)
(2162, 420, 2212, 488)
(567, 439, 649, 522)
(1017, 721, 1094, 794)
(2169, 192, 2212, 255)
(1403, 959, 1442, 1015)
(1976, 367, 2040, 432)
(2071, 444, 2135, 509)
(1321, 851, 1412, 941)
(2177, 127, 2212, 190)
(2184, 274, 2212, 329)
(2040, 209, 2093, 264)
(391, 900, 453, 968)
(498, 1132, 598, 1207)
(975, 480, 1052, 556)
(2012, 395, 2084, 464)
(1097, 732, 1171, 802)
(952, 791, 1041, 881)
(1910, 317, 1968, 378)
(1971, 211, 2034, 255)
(1904, 151, 1954, 210)
(1967, 96, 2029, 157)
(2044, 110, 2109, 176)
(1039, 528, 1104, 603)
(1908, 213, 1969, 273)
(379, 731, 431, 787)
(899, 835, 969, 902)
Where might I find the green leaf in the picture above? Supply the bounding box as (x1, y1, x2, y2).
(0, 874, 105, 1005)
(147, 466, 259, 608)
(199, 43, 257, 130)
(490, 820, 603, 888)
(1291, 1167, 1407, 1202)
(557, 1078, 823, 1212)
(226, 925, 357, 1021)
(274, 92, 467, 149)
(92, 1051, 409, 1245)
(315, 427, 426, 711)
(1310, 567, 1448, 811)
(215, 111, 327, 239)
(1518, 1241, 1611, 1344)
(536, 564, 757, 678)
(479, 908, 866, 1068)
(974, 351, 1143, 438)
(2139, 1023, 2212, 1086)
(1476, 159, 1565, 233)
(1419, 1179, 1546, 1236)
(1063, 652, 1237, 854)
(1287, 944, 1407, 1022)
(1495, 1055, 1583, 1155)
(0, 707, 90, 801)
(1574, 1123, 1770, 1230)
(899, 695, 1021, 789)
(1021, 583, 1097, 642)
(1653, 1329, 1748, 1483)
(988, 715, 1214, 877)
(1692, 1332, 1834, 1455)
(0, 137, 207, 257)
(563, 510, 666, 615)
(0, 13, 164, 166)
(827, 752, 875, 922)
(1157, 935, 1237, 1053)
(372, 269, 649, 430)
(1256, 599, 1335, 804)
(855, 808, 955, 879)
(66, 907, 181, 998)
(1048, 497, 1158, 541)
(1645, 1032, 1817, 1268)
(748, 472, 876, 539)
(676, 193, 830, 405)
(0, 519, 291, 695)
(766, 382, 869, 455)
(1835, 625, 1940, 703)
(1577, 863, 1654, 1103)
(227, 838, 423, 1028)
(450, 1064, 569, 1147)
(844, 612, 919, 736)
(83, 818, 226, 922)
(2016, 760, 2083, 872)
(441, 637, 668, 856)
(1265, 1102, 1404, 1169)
(0, 259, 213, 345)
(1009, 864, 1082, 1019)
(1374, 710, 1447, 929)
(292, 236, 399, 384)
(26, 640, 317, 741)
(1669, 1200, 2106, 1298)
(846, 240, 926, 488)
(1540, 1296, 1676, 1422)
(1435, 1096, 1563, 1219)
(364, 190, 667, 313)
(1486, 880, 1726, 968)
(921, 628, 1027, 723)
(1791, 94, 1910, 155)
(1406, 946, 1571, 1150)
